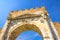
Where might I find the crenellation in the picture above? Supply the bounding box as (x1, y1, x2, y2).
(29, 8, 35, 13)
(24, 9, 29, 14)
(8, 7, 48, 19)
(9, 11, 19, 18)
(40, 6, 46, 12)
(35, 8, 40, 11)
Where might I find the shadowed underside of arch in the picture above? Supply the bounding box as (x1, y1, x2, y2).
(8, 24, 43, 40)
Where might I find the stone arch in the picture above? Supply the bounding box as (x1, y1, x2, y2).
(7, 24, 43, 40)
(0, 7, 59, 40)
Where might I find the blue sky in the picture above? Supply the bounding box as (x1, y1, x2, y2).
(16, 30, 42, 40)
(0, 0, 60, 40)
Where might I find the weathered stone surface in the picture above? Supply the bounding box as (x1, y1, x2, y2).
(0, 7, 59, 40)
(0, 22, 60, 40)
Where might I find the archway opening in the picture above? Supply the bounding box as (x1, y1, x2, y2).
(8, 24, 43, 40)
(16, 30, 43, 40)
